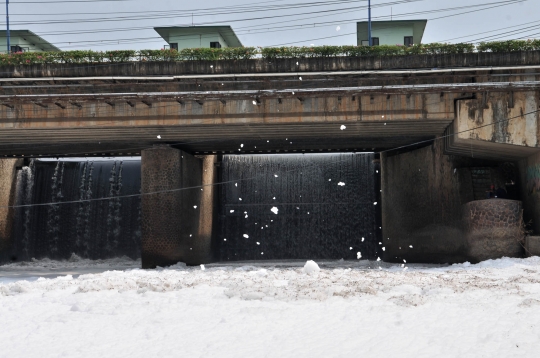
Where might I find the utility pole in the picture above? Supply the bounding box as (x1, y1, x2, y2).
(368, 0, 372, 46)
(6, 0, 10, 53)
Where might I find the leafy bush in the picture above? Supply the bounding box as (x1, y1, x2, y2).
(477, 39, 540, 52)
(106, 50, 136, 63)
(1, 40, 539, 66)
(219, 47, 256, 60)
(139, 49, 180, 61)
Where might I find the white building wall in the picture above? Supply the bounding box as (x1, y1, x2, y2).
(168, 32, 228, 50)
(0, 36, 49, 53)
(372, 25, 413, 46)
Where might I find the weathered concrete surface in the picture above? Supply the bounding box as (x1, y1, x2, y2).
(445, 92, 540, 160)
(0, 159, 22, 259)
(463, 199, 524, 262)
(518, 151, 540, 235)
(381, 141, 469, 264)
(525, 236, 540, 257)
(2, 51, 539, 78)
(380, 140, 510, 264)
(0, 93, 455, 156)
(196, 155, 217, 264)
(141, 146, 215, 268)
(1, 54, 539, 157)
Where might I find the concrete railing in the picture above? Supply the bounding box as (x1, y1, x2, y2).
(2, 50, 540, 78)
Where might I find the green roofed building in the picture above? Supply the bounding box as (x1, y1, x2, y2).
(0, 30, 60, 53)
(357, 20, 428, 46)
(154, 26, 243, 50)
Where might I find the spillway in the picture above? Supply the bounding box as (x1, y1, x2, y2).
(6, 153, 380, 263)
(218, 153, 380, 261)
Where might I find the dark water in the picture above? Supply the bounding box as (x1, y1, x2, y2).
(10, 160, 141, 261)
(218, 153, 380, 261)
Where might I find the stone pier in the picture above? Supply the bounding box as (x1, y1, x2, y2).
(0, 159, 22, 260)
(141, 146, 216, 268)
(463, 199, 524, 262)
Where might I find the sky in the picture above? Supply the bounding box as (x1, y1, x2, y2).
(1, 0, 538, 50)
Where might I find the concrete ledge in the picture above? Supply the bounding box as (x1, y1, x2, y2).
(525, 236, 540, 257)
(3, 51, 540, 78)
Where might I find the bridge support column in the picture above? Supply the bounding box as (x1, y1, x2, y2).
(380, 141, 470, 264)
(141, 145, 216, 268)
(0, 159, 22, 261)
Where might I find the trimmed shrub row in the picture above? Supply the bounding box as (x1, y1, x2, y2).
(1, 40, 540, 66)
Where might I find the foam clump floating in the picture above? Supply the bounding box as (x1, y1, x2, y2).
(303, 260, 320, 274)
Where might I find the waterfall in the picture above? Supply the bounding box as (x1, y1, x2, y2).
(21, 160, 35, 259)
(75, 161, 95, 257)
(104, 161, 123, 256)
(82, 162, 94, 257)
(219, 153, 379, 261)
(8, 154, 377, 264)
(9, 159, 141, 262)
(75, 161, 88, 252)
(47, 162, 65, 256)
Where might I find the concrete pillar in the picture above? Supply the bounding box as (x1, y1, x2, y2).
(380, 141, 469, 264)
(141, 145, 216, 268)
(0, 159, 22, 259)
(463, 199, 523, 262)
(196, 155, 217, 263)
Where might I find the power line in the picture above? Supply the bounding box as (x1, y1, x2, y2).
(0, 0, 522, 49)
(436, 20, 540, 43)
(267, 0, 525, 46)
(0, 1, 513, 40)
(12, 0, 360, 16)
(13, 0, 132, 2)
(2, 0, 423, 26)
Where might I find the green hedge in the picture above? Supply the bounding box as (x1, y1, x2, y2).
(0, 40, 538, 66)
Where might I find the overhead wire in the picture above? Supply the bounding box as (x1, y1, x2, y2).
(1, 1, 511, 41)
(268, 0, 525, 46)
(2, 0, 398, 25)
(0, 0, 521, 48)
(0, 0, 507, 39)
(0, 0, 523, 49)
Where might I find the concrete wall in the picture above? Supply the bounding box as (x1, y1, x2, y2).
(0, 159, 22, 259)
(445, 92, 540, 160)
(381, 140, 476, 264)
(141, 146, 216, 268)
(3, 51, 540, 78)
(519, 151, 540, 235)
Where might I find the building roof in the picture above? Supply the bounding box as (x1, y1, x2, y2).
(154, 26, 243, 47)
(1, 30, 60, 51)
(357, 20, 428, 43)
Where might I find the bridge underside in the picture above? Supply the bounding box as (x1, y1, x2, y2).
(0, 92, 457, 157)
(0, 121, 448, 157)
(1, 63, 538, 158)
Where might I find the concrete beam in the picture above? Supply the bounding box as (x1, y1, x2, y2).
(445, 92, 540, 160)
(0, 159, 23, 260)
(141, 146, 216, 268)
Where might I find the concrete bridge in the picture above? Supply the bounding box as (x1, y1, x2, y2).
(1, 51, 540, 267)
